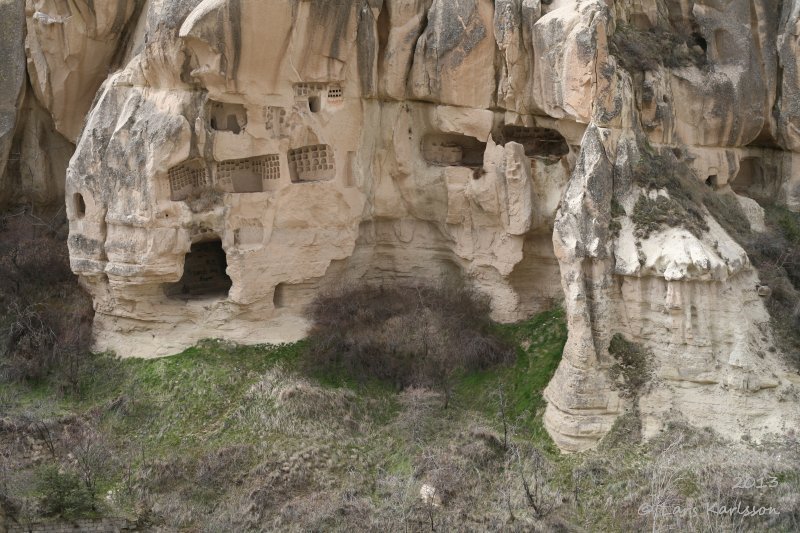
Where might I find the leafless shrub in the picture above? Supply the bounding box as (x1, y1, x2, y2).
(371, 472, 419, 530)
(507, 442, 560, 520)
(0, 209, 93, 387)
(642, 434, 687, 531)
(0, 413, 115, 521)
(306, 282, 512, 406)
(416, 450, 470, 508)
(245, 459, 318, 527)
(195, 445, 254, 488)
(276, 490, 374, 532)
(62, 423, 115, 509)
(395, 387, 441, 446)
(744, 206, 800, 368)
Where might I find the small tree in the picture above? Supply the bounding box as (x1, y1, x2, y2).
(36, 465, 96, 519)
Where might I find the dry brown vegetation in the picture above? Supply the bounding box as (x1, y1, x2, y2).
(630, 146, 751, 240)
(607, 333, 652, 399)
(1, 207, 798, 531)
(743, 206, 800, 367)
(611, 23, 707, 72)
(1, 308, 798, 531)
(306, 282, 513, 407)
(0, 208, 93, 388)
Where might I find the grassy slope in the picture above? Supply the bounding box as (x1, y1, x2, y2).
(2, 312, 567, 529)
(0, 311, 566, 526)
(3, 309, 798, 532)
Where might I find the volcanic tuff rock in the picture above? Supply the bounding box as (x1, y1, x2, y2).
(0, 0, 799, 451)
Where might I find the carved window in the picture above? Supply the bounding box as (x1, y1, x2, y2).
(293, 83, 325, 97)
(327, 85, 343, 102)
(288, 145, 335, 182)
(266, 107, 287, 135)
(216, 155, 281, 193)
(73, 193, 86, 218)
(422, 134, 486, 168)
(498, 126, 569, 158)
(208, 101, 247, 134)
(169, 160, 207, 201)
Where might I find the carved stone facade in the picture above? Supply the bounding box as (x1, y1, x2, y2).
(1, 0, 789, 451)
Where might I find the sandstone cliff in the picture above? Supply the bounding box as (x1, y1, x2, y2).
(1, 0, 799, 451)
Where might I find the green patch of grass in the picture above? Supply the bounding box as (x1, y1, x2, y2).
(455, 308, 567, 451)
(6, 307, 800, 532)
(0, 308, 642, 531)
(100, 340, 306, 452)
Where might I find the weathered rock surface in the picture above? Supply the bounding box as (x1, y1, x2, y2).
(24, 0, 138, 142)
(0, 0, 26, 206)
(1, 0, 798, 451)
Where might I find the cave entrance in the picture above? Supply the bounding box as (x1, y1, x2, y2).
(422, 134, 487, 168)
(166, 240, 232, 299)
(497, 126, 569, 158)
(208, 101, 246, 134)
(73, 193, 86, 218)
(730, 157, 776, 203)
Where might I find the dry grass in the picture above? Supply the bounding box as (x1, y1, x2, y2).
(629, 146, 751, 240)
(2, 330, 798, 531)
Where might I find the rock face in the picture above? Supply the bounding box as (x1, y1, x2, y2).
(0, 0, 26, 206)
(25, 0, 138, 142)
(1, 0, 798, 450)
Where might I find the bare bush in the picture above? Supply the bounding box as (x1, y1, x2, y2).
(0, 209, 93, 386)
(396, 387, 442, 446)
(62, 424, 115, 509)
(744, 206, 800, 368)
(607, 334, 652, 399)
(306, 282, 512, 406)
(500, 421, 560, 523)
